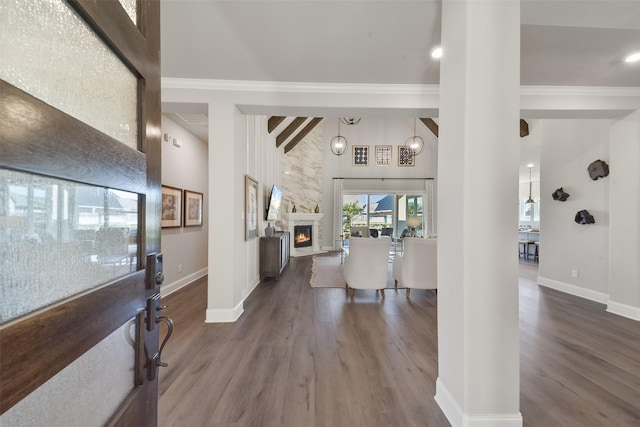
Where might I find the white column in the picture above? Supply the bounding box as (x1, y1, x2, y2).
(435, 0, 522, 426)
(206, 101, 243, 322)
(608, 110, 640, 320)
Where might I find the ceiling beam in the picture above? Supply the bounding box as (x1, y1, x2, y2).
(419, 118, 439, 138)
(520, 119, 529, 138)
(276, 117, 307, 147)
(267, 116, 285, 133)
(284, 118, 323, 154)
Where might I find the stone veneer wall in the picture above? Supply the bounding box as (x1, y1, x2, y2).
(281, 122, 324, 243)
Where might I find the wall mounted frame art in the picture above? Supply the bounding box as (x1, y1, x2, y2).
(184, 190, 203, 227)
(161, 185, 182, 228)
(398, 146, 415, 167)
(375, 145, 392, 166)
(245, 175, 259, 240)
(352, 145, 369, 166)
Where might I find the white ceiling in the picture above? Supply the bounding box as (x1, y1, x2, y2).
(159, 0, 640, 180)
(161, 0, 640, 86)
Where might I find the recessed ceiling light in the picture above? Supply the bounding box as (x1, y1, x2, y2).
(624, 52, 640, 63)
(431, 47, 443, 59)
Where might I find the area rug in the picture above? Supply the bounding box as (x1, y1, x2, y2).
(309, 253, 396, 288)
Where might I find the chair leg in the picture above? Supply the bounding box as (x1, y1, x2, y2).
(406, 288, 411, 298)
(394, 279, 398, 289)
(349, 287, 355, 297)
(380, 289, 385, 299)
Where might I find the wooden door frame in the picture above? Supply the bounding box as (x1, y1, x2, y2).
(0, 1, 161, 425)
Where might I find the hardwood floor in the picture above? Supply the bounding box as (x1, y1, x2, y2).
(158, 255, 640, 427)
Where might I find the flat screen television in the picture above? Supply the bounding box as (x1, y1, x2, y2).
(265, 185, 282, 221)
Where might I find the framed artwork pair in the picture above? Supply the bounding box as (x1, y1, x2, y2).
(352, 145, 415, 167)
(161, 185, 204, 228)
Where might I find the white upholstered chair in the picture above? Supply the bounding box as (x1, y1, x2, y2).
(393, 237, 437, 297)
(343, 237, 391, 297)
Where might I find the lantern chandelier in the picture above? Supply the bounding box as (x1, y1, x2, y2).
(404, 118, 425, 155)
(330, 118, 348, 155)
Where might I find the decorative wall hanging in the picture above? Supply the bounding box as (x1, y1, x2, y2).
(352, 145, 369, 166)
(588, 159, 609, 180)
(245, 175, 259, 240)
(375, 145, 392, 166)
(552, 187, 570, 201)
(161, 185, 182, 228)
(575, 209, 595, 224)
(398, 146, 415, 167)
(183, 189, 203, 227)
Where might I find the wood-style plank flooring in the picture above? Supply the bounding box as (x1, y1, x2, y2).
(158, 255, 640, 427)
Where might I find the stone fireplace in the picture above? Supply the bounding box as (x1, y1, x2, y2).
(284, 212, 326, 257)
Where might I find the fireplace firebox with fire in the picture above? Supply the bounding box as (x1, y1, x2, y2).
(294, 225, 312, 248)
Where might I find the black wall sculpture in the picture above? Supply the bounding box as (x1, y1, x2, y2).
(588, 159, 609, 180)
(575, 210, 595, 224)
(552, 187, 570, 201)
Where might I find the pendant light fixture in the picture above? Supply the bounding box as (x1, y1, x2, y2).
(526, 164, 535, 205)
(330, 118, 348, 155)
(404, 118, 425, 155)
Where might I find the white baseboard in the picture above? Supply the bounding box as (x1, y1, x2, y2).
(607, 300, 640, 321)
(435, 379, 523, 427)
(242, 277, 261, 300)
(206, 301, 244, 323)
(537, 276, 609, 304)
(160, 267, 208, 297)
(435, 379, 463, 427)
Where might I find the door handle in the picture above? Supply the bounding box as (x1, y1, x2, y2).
(153, 316, 174, 368)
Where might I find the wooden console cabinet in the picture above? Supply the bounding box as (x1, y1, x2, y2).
(259, 231, 290, 280)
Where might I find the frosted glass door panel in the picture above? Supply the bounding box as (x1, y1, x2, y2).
(0, 169, 139, 323)
(0, 0, 138, 148)
(0, 319, 137, 427)
(119, 0, 137, 24)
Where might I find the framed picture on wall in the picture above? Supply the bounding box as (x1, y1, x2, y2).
(245, 175, 259, 240)
(375, 145, 392, 166)
(398, 146, 416, 167)
(183, 190, 203, 227)
(352, 145, 369, 166)
(161, 185, 182, 228)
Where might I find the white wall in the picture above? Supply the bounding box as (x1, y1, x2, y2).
(538, 119, 610, 301)
(160, 115, 209, 296)
(608, 110, 640, 320)
(320, 117, 438, 248)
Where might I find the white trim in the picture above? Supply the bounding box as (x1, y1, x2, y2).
(537, 276, 609, 304)
(242, 277, 261, 301)
(520, 85, 640, 97)
(160, 267, 208, 298)
(206, 301, 244, 323)
(607, 300, 640, 321)
(162, 78, 440, 95)
(463, 414, 523, 427)
(435, 379, 522, 427)
(162, 78, 640, 98)
(435, 378, 463, 427)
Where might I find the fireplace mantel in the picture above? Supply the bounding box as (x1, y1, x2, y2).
(283, 212, 326, 257)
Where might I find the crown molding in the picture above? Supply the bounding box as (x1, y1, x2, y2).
(520, 85, 640, 97)
(161, 78, 440, 95)
(163, 78, 640, 98)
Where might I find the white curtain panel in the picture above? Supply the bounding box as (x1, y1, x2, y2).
(333, 178, 344, 250)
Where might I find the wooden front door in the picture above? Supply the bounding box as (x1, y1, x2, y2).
(0, 1, 162, 425)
